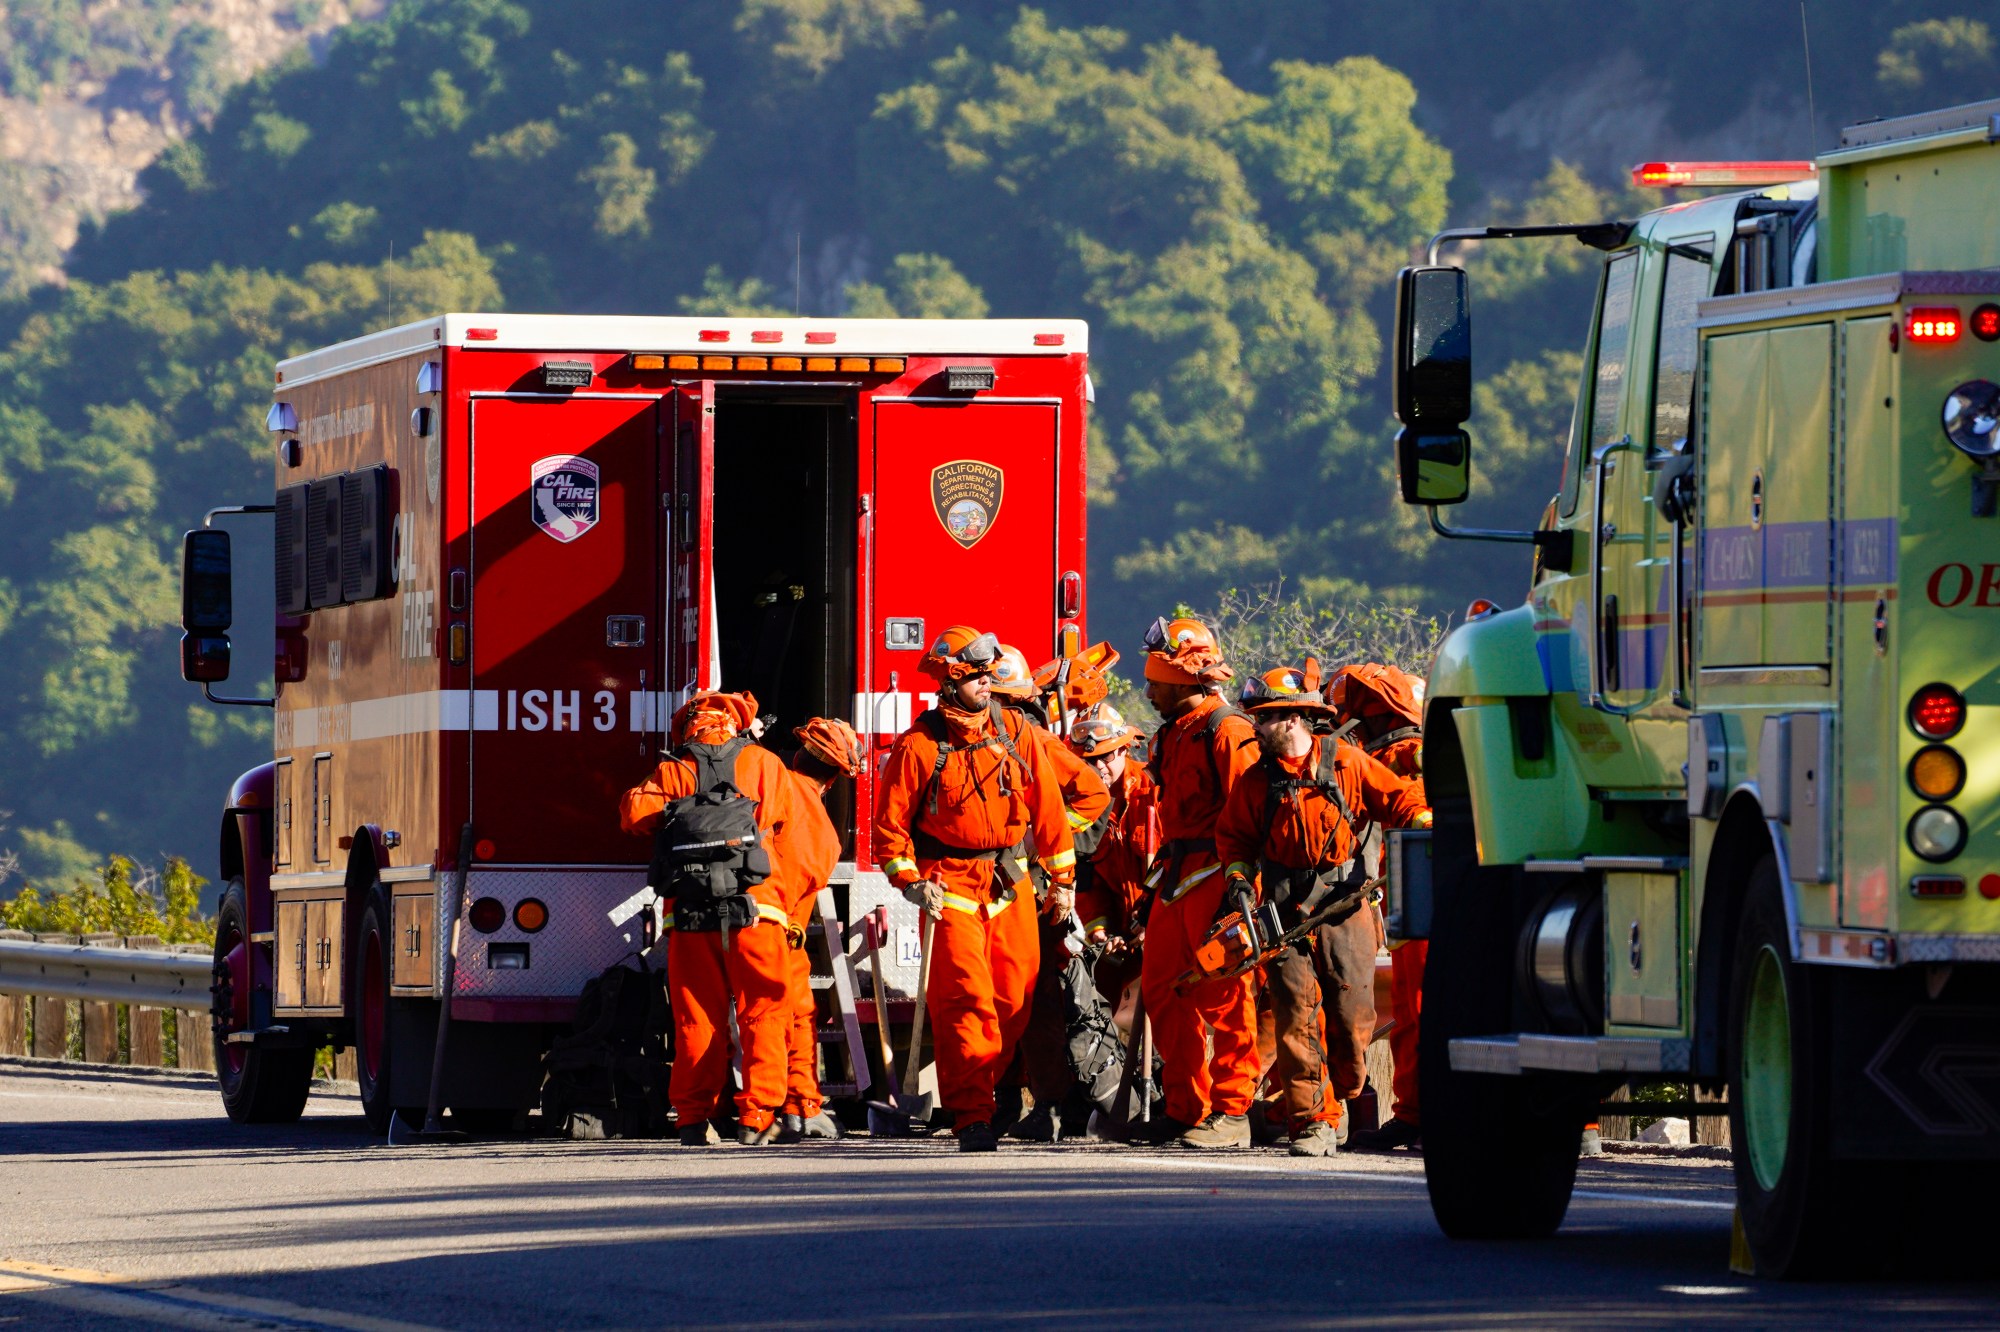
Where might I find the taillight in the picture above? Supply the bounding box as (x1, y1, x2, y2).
(468, 897, 505, 933)
(1974, 304, 2000, 343)
(1908, 806, 1968, 863)
(513, 898, 548, 933)
(1906, 307, 1962, 344)
(1908, 683, 1966, 739)
(1909, 875, 1965, 898)
(1909, 745, 1967, 801)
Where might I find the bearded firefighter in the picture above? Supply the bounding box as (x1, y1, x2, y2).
(619, 691, 810, 1146)
(872, 626, 1077, 1152)
(1136, 616, 1262, 1148)
(1330, 663, 1427, 1151)
(777, 716, 866, 1142)
(1216, 661, 1430, 1156)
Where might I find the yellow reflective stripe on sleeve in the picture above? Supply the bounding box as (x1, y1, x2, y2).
(1163, 862, 1220, 903)
(755, 902, 790, 928)
(1412, 810, 1434, 828)
(1225, 861, 1254, 879)
(1066, 808, 1095, 831)
(1081, 916, 1108, 935)
(884, 857, 918, 878)
(1048, 848, 1076, 870)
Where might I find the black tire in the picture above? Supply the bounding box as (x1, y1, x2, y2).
(1727, 855, 1883, 1278)
(1420, 793, 1590, 1239)
(354, 891, 420, 1135)
(214, 878, 313, 1124)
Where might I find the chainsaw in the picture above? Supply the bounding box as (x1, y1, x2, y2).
(1173, 874, 1384, 993)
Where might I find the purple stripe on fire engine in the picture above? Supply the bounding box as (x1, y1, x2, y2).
(1701, 518, 1897, 591)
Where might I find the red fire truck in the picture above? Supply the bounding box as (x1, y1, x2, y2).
(178, 314, 1090, 1130)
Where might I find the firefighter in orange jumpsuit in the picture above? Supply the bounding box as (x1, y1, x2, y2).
(872, 626, 1077, 1151)
(619, 691, 809, 1145)
(1329, 663, 1427, 1150)
(777, 717, 865, 1142)
(1216, 661, 1431, 1156)
(1069, 707, 1158, 1011)
(1136, 616, 1263, 1148)
(989, 644, 1110, 1141)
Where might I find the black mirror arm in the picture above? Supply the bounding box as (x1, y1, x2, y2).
(203, 682, 274, 709)
(1425, 221, 1636, 266)
(1427, 507, 1572, 559)
(203, 504, 274, 528)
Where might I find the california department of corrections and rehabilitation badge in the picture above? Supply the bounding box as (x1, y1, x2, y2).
(931, 460, 1004, 549)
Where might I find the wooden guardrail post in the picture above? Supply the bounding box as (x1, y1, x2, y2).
(0, 929, 28, 1056)
(126, 936, 166, 1067)
(30, 934, 74, 1059)
(80, 932, 121, 1064)
(174, 947, 214, 1072)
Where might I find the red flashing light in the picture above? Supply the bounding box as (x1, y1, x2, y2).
(698, 329, 730, 343)
(1631, 160, 1816, 188)
(1909, 683, 1966, 740)
(1906, 308, 1962, 344)
(1982, 874, 2000, 901)
(1034, 333, 1066, 346)
(804, 331, 836, 345)
(751, 330, 783, 343)
(1909, 875, 1966, 899)
(468, 897, 505, 933)
(465, 328, 498, 341)
(1972, 304, 2000, 343)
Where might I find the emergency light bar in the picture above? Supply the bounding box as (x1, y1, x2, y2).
(1631, 161, 1817, 188)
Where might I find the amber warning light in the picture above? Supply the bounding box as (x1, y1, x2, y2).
(1631, 161, 1816, 188)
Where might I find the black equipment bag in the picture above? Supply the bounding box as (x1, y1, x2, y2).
(541, 953, 671, 1139)
(650, 735, 769, 933)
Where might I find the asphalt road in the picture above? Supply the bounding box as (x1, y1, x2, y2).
(0, 1062, 1994, 1331)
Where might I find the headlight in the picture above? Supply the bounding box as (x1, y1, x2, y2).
(1908, 805, 1967, 863)
(1942, 379, 2000, 460)
(1909, 745, 1967, 801)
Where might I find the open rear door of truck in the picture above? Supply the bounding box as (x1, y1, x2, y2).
(467, 394, 663, 865)
(671, 382, 718, 701)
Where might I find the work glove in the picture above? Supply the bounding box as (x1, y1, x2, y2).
(902, 878, 945, 920)
(1042, 883, 1076, 923)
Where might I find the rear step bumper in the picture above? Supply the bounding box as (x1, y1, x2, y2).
(1449, 1033, 1691, 1076)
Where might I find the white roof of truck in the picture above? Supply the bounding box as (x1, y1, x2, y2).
(274, 314, 1090, 388)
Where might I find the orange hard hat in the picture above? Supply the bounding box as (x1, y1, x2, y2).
(989, 644, 1040, 699)
(674, 690, 760, 746)
(1035, 640, 1121, 713)
(1329, 663, 1425, 728)
(1069, 704, 1142, 759)
(1240, 658, 1334, 715)
(793, 717, 864, 777)
(920, 624, 1001, 683)
(1141, 616, 1232, 686)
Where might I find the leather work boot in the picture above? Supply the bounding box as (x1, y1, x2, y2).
(776, 1114, 807, 1144)
(1179, 1113, 1251, 1150)
(737, 1120, 781, 1146)
(1007, 1105, 1057, 1142)
(1288, 1121, 1339, 1157)
(802, 1111, 844, 1140)
(1248, 1102, 1287, 1146)
(679, 1120, 720, 1147)
(957, 1120, 999, 1153)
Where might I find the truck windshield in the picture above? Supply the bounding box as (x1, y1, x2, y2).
(1651, 243, 1713, 457)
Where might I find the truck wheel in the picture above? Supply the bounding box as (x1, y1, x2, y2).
(214, 878, 313, 1124)
(1420, 798, 1589, 1239)
(1727, 854, 1883, 1278)
(354, 891, 420, 1135)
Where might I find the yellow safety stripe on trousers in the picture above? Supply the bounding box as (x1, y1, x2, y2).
(1161, 861, 1221, 904)
(941, 889, 1015, 920)
(1047, 848, 1076, 871)
(884, 857, 919, 880)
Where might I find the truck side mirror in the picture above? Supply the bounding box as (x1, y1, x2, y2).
(180, 529, 233, 683)
(1392, 266, 1474, 506)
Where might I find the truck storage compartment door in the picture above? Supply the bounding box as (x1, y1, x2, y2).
(468, 395, 662, 865)
(867, 397, 1061, 735)
(671, 383, 717, 697)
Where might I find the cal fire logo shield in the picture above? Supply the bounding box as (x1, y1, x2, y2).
(531, 455, 599, 543)
(930, 460, 1004, 550)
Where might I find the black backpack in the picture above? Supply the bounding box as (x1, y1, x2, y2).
(650, 735, 769, 932)
(542, 954, 671, 1139)
(1257, 737, 1364, 918)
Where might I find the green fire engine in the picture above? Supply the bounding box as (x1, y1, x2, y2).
(1387, 97, 2000, 1276)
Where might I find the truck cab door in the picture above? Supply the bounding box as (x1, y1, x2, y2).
(670, 382, 718, 701)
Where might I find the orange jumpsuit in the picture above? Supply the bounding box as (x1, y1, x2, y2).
(1370, 732, 1426, 1129)
(873, 704, 1075, 1128)
(1017, 724, 1111, 1107)
(1140, 694, 1262, 1127)
(1075, 763, 1159, 1001)
(620, 743, 808, 1133)
(1217, 737, 1427, 1132)
(779, 770, 843, 1120)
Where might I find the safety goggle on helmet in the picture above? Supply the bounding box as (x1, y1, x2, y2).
(1240, 659, 1334, 715)
(1069, 707, 1140, 759)
(921, 626, 1001, 682)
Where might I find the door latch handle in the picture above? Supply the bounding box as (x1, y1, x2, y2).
(606, 615, 647, 647)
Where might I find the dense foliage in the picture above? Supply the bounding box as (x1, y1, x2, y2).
(0, 0, 1990, 887)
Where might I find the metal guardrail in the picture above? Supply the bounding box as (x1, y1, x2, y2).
(0, 937, 213, 1010)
